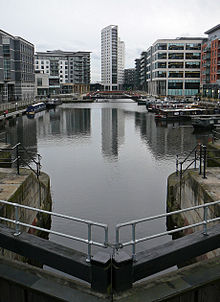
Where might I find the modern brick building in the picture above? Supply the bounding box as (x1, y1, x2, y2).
(200, 24, 220, 98)
(0, 29, 35, 103)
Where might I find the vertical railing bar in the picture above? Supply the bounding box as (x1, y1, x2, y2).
(194, 148, 197, 169)
(176, 155, 179, 176)
(14, 205, 21, 236)
(132, 224, 136, 261)
(203, 205, 208, 236)
(199, 144, 202, 175)
(203, 145, 207, 179)
(86, 223, 92, 262)
(16, 144, 20, 175)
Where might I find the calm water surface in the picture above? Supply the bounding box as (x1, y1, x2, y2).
(5, 99, 210, 254)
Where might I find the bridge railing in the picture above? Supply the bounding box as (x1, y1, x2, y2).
(115, 200, 220, 261)
(0, 200, 108, 262)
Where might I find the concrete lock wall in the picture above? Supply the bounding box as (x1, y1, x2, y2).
(167, 169, 220, 260)
(0, 169, 52, 262)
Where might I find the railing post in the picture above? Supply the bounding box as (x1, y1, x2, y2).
(86, 223, 92, 263)
(194, 148, 197, 169)
(176, 155, 179, 176)
(203, 205, 208, 236)
(16, 144, 20, 175)
(180, 162, 183, 181)
(203, 145, 207, 179)
(199, 144, 202, 175)
(116, 226, 120, 250)
(132, 223, 136, 261)
(14, 205, 21, 236)
(37, 154, 41, 177)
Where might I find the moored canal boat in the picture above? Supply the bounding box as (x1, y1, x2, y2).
(155, 108, 206, 121)
(26, 102, 46, 117)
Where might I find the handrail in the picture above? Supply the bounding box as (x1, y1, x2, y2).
(115, 200, 220, 260)
(176, 144, 201, 179)
(1, 199, 220, 262)
(0, 200, 108, 262)
(0, 142, 41, 177)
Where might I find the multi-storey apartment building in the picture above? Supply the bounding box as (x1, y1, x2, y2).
(35, 50, 90, 95)
(123, 68, 135, 90)
(0, 29, 35, 103)
(101, 25, 125, 91)
(134, 58, 141, 90)
(135, 37, 203, 97)
(200, 24, 220, 98)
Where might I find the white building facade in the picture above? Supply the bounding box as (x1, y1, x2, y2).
(101, 25, 125, 90)
(146, 38, 203, 97)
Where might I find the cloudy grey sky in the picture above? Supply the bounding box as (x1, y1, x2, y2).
(1, 0, 220, 82)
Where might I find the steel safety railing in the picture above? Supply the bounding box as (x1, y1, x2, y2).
(0, 200, 108, 262)
(115, 200, 220, 261)
(0, 142, 41, 178)
(1, 199, 220, 262)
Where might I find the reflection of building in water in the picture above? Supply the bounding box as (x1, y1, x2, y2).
(101, 108, 124, 160)
(6, 116, 38, 162)
(37, 108, 91, 138)
(134, 112, 203, 159)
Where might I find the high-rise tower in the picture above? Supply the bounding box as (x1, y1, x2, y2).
(101, 25, 125, 91)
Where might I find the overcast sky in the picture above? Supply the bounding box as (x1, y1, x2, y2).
(1, 0, 220, 82)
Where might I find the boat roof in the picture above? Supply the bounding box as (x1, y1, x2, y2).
(160, 108, 206, 112)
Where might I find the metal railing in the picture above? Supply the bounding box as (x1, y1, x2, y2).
(0, 142, 41, 178)
(0, 200, 108, 262)
(115, 200, 220, 261)
(1, 198, 220, 262)
(176, 144, 207, 180)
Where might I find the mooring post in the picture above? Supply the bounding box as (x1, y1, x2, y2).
(112, 251, 133, 293)
(90, 251, 111, 294)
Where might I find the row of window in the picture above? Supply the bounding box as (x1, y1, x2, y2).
(154, 61, 200, 69)
(153, 71, 200, 78)
(155, 52, 201, 60)
(155, 43, 201, 51)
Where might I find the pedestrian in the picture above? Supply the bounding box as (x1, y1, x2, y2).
(4, 109, 8, 117)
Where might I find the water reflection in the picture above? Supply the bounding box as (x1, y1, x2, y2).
(2, 103, 212, 254)
(101, 108, 124, 161)
(37, 108, 91, 139)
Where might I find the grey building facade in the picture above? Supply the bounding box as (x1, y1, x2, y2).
(0, 29, 35, 103)
(35, 50, 91, 96)
(123, 68, 135, 90)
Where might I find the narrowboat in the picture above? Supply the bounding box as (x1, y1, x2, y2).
(192, 115, 220, 131)
(155, 108, 206, 121)
(26, 102, 46, 117)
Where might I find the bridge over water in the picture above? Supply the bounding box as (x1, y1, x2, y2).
(88, 90, 143, 100)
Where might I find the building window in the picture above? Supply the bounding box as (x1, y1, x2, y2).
(168, 43, 184, 50)
(168, 53, 184, 60)
(37, 78, 42, 87)
(186, 43, 201, 50)
(168, 71, 183, 78)
(185, 62, 200, 69)
(185, 53, 201, 60)
(168, 62, 183, 68)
